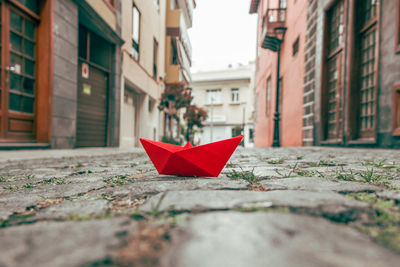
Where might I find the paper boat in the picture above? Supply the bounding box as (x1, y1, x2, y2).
(140, 135, 243, 177)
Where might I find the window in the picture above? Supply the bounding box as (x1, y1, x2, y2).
(153, 38, 158, 79)
(396, 0, 400, 53)
(293, 36, 299, 56)
(249, 128, 254, 142)
(170, 0, 178, 10)
(357, 0, 378, 138)
(153, 0, 160, 11)
(131, 4, 140, 61)
(206, 89, 221, 104)
(148, 99, 154, 113)
(323, 0, 345, 141)
(279, 0, 287, 8)
(16, 0, 38, 14)
(231, 88, 239, 103)
(266, 77, 271, 116)
(171, 39, 178, 65)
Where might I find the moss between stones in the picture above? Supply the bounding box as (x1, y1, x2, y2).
(347, 192, 400, 253)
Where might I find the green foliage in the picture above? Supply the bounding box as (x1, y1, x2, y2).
(267, 158, 286, 164)
(227, 167, 262, 184)
(161, 136, 181, 146)
(183, 105, 208, 142)
(348, 193, 400, 253)
(103, 175, 134, 187)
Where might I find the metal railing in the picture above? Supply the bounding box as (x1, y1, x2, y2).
(266, 8, 286, 24)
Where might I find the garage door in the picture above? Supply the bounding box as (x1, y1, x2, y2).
(76, 61, 108, 147)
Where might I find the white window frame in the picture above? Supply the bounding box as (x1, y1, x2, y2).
(231, 88, 239, 103)
(206, 89, 222, 104)
(131, 4, 140, 60)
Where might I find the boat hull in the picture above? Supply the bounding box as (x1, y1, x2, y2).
(140, 135, 243, 177)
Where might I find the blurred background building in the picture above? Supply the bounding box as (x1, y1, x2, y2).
(191, 63, 255, 147)
(0, 0, 195, 149)
(250, 0, 400, 148)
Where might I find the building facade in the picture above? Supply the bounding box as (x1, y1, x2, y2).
(0, 0, 123, 148)
(0, 0, 196, 149)
(251, 0, 400, 148)
(250, 0, 307, 147)
(191, 63, 255, 147)
(162, 0, 195, 140)
(119, 0, 166, 147)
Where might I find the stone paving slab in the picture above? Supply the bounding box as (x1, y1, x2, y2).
(0, 217, 136, 267)
(99, 177, 249, 198)
(139, 190, 369, 214)
(33, 199, 110, 220)
(0, 146, 399, 266)
(162, 212, 400, 267)
(260, 177, 382, 193)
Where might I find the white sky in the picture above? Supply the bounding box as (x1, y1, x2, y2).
(189, 0, 257, 72)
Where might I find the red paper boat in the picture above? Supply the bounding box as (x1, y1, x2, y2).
(140, 135, 243, 177)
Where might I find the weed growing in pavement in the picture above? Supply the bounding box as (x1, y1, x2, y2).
(363, 159, 400, 171)
(226, 162, 238, 168)
(2, 185, 17, 190)
(40, 177, 71, 185)
(0, 176, 18, 183)
(335, 169, 357, 181)
(24, 174, 35, 180)
(22, 183, 36, 189)
(347, 193, 400, 253)
(309, 160, 337, 167)
(275, 163, 298, 178)
(101, 193, 116, 201)
(334, 168, 398, 189)
(103, 175, 134, 187)
(227, 167, 262, 184)
(267, 158, 286, 165)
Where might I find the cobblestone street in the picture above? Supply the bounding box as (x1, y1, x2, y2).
(1, 147, 400, 267)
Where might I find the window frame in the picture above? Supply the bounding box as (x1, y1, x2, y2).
(153, 38, 158, 79)
(231, 88, 239, 103)
(131, 3, 141, 61)
(206, 89, 222, 105)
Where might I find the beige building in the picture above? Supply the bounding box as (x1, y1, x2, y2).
(163, 0, 195, 140)
(120, 0, 167, 147)
(119, 0, 195, 147)
(191, 63, 255, 147)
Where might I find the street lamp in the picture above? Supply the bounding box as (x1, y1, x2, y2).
(262, 26, 287, 147)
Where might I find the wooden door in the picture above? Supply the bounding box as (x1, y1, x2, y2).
(356, 0, 378, 139)
(0, 1, 38, 142)
(76, 61, 108, 147)
(323, 0, 345, 141)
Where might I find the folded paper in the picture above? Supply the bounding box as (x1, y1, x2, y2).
(140, 135, 243, 177)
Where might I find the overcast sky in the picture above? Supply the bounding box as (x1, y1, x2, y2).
(188, 0, 257, 72)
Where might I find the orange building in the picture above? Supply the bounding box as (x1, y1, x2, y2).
(250, 0, 307, 147)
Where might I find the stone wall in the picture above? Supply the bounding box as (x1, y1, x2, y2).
(302, 0, 318, 146)
(51, 0, 78, 148)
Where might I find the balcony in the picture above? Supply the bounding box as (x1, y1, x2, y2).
(261, 8, 287, 51)
(167, 8, 181, 36)
(265, 8, 286, 32)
